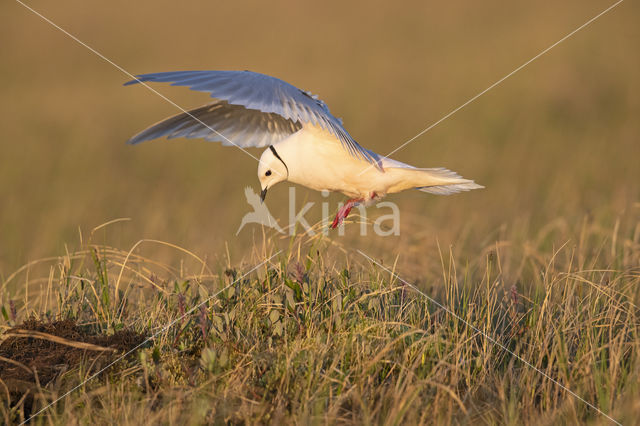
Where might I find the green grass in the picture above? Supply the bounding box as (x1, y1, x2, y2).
(1, 214, 638, 424)
(1, 1, 639, 424)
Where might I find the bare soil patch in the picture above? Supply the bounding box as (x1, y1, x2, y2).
(0, 318, 145, 415)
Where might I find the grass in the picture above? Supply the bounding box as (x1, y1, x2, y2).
(1, 213, 639, 424)
(1, 1, 639, 424)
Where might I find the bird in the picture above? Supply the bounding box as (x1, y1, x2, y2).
(125, 70, 483, 228)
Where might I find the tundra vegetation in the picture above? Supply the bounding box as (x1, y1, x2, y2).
(1, 1, 638, 424)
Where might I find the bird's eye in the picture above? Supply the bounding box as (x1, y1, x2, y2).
(265, 170, 272, 176)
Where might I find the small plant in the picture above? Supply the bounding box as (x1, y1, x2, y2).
(1, 219, 639, 424)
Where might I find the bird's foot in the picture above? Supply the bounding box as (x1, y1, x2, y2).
(330, 198, 363, 229)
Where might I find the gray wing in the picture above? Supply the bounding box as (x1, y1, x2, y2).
(127, 100, 302, 147)
(125, 70, 381, 167)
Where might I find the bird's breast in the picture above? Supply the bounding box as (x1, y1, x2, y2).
(275, 127, 390, 199)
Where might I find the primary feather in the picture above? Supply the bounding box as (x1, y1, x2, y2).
(125, 70, 381, 167)
(127, 100, 302, 147)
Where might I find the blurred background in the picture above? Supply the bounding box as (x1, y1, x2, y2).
(1, 0, 638, 279)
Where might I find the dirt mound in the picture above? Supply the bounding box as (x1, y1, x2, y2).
(0, 318, 146, 414)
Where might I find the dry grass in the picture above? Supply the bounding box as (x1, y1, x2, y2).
(1, 0, 639, 273)
(0, 214, 639, 424)
(1, 0, 639, 424)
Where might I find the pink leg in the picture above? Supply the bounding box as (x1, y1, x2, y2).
(331, 198, 363, 229)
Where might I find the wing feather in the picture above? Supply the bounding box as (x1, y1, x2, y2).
(127, 100, 302, 148)
(126, 70, 381, 168)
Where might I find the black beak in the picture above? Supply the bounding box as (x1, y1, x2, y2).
(260, 187, 268, 203)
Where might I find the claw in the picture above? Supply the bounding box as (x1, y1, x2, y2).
(330, 198, 363, 229)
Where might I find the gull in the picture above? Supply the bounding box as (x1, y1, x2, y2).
(125, 70, 483, 228)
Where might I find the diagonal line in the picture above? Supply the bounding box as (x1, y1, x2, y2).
(358, 0, 625, 176)
(12, 0, 272, 170)
(357, 249, 622, 426)
(21, 251, 282, 425)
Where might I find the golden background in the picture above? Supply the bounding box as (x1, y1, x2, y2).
(1, 0, 638, 277)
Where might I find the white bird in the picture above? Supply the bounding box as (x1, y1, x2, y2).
(125, 70, 483, 228)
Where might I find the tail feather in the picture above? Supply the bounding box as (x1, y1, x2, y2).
(417, 182, 484, 195)
(414, 167, 484, 195)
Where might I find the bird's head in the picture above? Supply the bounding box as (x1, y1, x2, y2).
(257, 146, 289, 202)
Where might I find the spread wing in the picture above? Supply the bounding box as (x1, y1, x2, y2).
(125, 70, 380, 167)
(126, 100, 302, 148)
